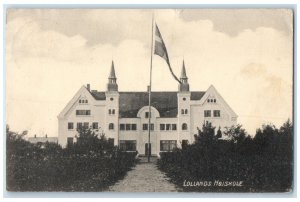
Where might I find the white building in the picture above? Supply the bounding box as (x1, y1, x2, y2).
(58, 61, 237, 156)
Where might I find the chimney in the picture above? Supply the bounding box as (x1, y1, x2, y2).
(87, 84, 90, 91)
(45, 134, 48, 138)
(34, 134, 36, 138)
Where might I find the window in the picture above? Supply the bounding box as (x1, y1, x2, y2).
(145, 112, 152, 118)
(160, 124, 165, 131)
(183, 97, 186, 101)
(112, 109, 115, 114)
(204, 110, 211, 117)
(109, 109, 111, 114)
(213, 110, 221, 117)
(76, 110, 91, 115)
(131, 124, 137, 131)
(83, 122, 89, 129)
(68, 122, 74, 130)
(160, 140, 177, 151)
(77, 122, 83, 129)
(110, 97, 114, 101)
(67, 137, 74, 145)
(109, 123, 114, 130)
(108, 138, 114, 146)
(143, 124, 154, 131)
(143, 124, 148, 131)
(182, 123, 188, 130)
(181, 109, 188, 115)
(182, 140, 188, 149)
(126, 124, 131, 131)
(166, 124, 171, 131)
(79, 100, 82, 103)
(120, 140, 136, 151)
(120, 124, 125, 131)
(214, 99, 216, 103)
(92, 122, 98, 129)
(172, 124, 177, 131)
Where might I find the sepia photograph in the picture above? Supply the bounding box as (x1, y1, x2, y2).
(5, 8, 294, 193)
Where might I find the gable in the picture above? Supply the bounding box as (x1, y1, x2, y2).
(57, 85, 95, 119)
(200, 85, 238, 117)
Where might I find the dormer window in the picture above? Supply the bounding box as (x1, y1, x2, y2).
(145, 112, 151, 118)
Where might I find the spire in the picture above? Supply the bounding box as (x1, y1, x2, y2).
(109, 60, 116, 79)
(180, 60, 188, 79)
(107, 60, 118, 92)
(178, 60, 189, 92)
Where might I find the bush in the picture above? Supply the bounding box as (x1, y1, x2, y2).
(158, 120, 293, 192)
(6, 126, 137, 191)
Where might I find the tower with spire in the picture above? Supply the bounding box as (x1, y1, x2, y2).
(105, 61, 119, 145)
(179, 60, 190, 92)
(107, 60, 118, 92)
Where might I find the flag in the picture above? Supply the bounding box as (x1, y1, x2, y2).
(154, 24, 181, 84)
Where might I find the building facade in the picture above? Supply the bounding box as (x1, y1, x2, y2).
(58, 61, 237, 156)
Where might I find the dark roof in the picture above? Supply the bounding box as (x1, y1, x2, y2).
(90, 91, 205, 118)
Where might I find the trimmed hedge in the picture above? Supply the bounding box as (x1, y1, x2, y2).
(6, 127, 137, 192)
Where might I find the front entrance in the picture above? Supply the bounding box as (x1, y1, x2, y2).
(145, 143, 151, 156)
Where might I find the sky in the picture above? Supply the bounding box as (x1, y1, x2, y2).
(6, 9, 293, 137)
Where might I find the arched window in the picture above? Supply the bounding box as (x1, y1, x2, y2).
(108, 109, 111, 114)
(79, 100, 82, 103)
(181, 109, 184, 114)
(112, 109, 115, 114)
(185, 109, 188, 114)
(85, 100, 88, 103)
(109, 123, 114, 130)
(182, 123, 188, 130)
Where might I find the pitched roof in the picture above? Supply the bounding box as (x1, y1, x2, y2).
(90, 91, 205, 118)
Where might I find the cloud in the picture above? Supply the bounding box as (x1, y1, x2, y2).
(6, 9, 293, 137)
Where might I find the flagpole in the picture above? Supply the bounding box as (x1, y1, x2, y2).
(148, 13, 154, 163)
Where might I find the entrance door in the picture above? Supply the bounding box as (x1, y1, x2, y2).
(145, 143, 151, 156)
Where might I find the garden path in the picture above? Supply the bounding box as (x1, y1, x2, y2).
(107, 156, 180, 192)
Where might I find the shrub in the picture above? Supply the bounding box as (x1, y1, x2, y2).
(158, 120, 293, 192)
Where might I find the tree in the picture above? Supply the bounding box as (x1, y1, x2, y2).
(224, 124, 248, 144)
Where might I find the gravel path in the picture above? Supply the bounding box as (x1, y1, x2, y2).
(107, 158, 179, 192)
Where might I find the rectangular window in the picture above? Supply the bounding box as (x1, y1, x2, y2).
(76, 110, 91, 116)
(119, 140, 136, 151)
(160, 124, 165, 131)
(143, 124, 154, 131)
(83, 122, 89, 129)
(108, 138, 114, 146)
(145, 112, 151, 118)
(92, 122, 98, 129)
(204, 110, 211, 117)
(166, 124, 171, 131)
(120, 124, 125, 131)
(182, 140, 188, 149)
(172, 124, 177, 131)
(131, 124, 137, 131)
(213, 110, 221, 117)
(150, 124, 154, 131)
(77, 122, 83, 129)
(160, 140, 177, 151)
(143, 124, 148, 131)
(68, 122, 74, 130)
(67, 137, 73, 145)
(126, 124, 131, 131)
